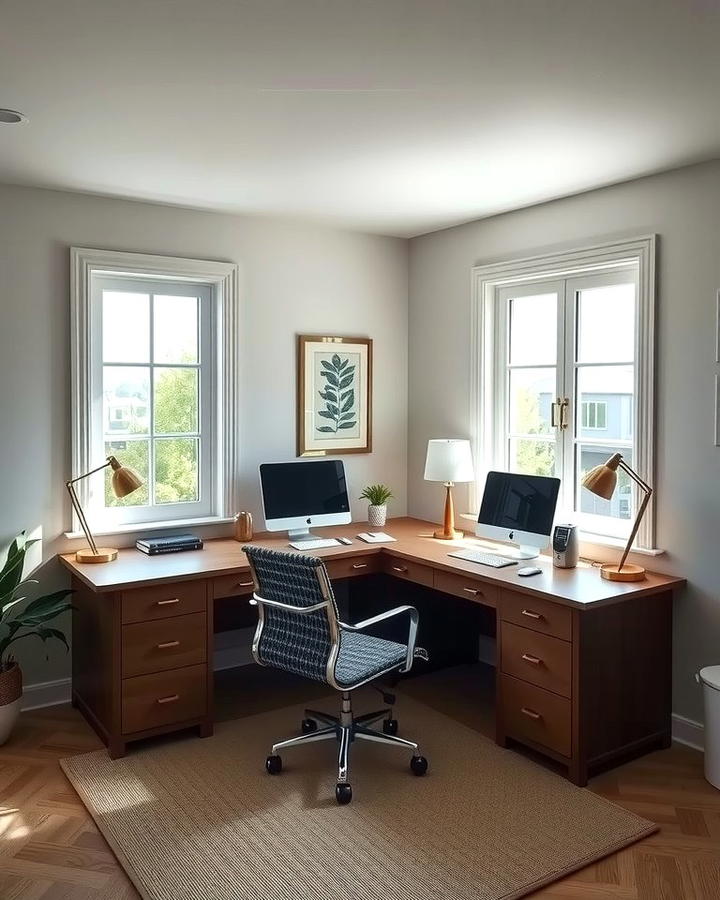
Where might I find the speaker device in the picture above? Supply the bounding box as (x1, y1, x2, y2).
(552, 524, 578, 568)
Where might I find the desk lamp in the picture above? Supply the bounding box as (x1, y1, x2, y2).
(581, 452, 652, 581)
(423, 439, 474, 540)
(66, 456, 143, 563)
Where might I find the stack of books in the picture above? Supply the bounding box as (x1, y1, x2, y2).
(136, 533, 203, 555)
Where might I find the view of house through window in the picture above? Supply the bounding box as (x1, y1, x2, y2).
(498, 269, 638, 537)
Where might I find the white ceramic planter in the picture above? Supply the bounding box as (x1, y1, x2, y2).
(0, 697, 21, 745)
(368, 504, 387, 527)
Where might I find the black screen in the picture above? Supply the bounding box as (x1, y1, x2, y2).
(478, 471, 560, 536)
(260, 460, 350, 520)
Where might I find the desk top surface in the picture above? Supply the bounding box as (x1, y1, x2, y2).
(59, 517, 684, 609)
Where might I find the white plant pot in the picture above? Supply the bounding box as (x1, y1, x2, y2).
(0, 697, 21, 746)
(368, 504, 387, 527)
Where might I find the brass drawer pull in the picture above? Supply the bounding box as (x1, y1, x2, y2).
(391, 565, 408, 573)
(521, 653, 542, 666)
(157, 694, 179, 705)
(521, 609, 542, 620)
(463, 587, 479, 596)
(236, 580, 254, 588)
(351, 563, 368, 570)
(521, 706, 542, 720)
(157, 640, 180, 650)
(157, 598, 180, 606)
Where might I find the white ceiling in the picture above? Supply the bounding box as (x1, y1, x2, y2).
(2, 0, 720, 237)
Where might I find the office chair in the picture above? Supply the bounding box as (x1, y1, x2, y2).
(243, 545, 429, 804)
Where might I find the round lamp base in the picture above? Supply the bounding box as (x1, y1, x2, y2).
(600, 563, 646, 582)
(76, 547, 118, 564)
(433, 529, 463, 540)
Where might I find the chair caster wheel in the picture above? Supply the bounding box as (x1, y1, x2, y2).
(383, 718, 398, 735)
(410, 755, 428, 776)
(335, 782, 352, 804)
(301, 718, 317, 734)
(266, 754, 282, 774)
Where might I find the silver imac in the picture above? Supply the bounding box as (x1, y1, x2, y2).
(259, 459, 351, 542)
(476, 471, 560, 560)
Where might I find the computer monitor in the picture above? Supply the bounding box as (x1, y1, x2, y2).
(476, 471, 560, 560)
(259, 459, 351, 541)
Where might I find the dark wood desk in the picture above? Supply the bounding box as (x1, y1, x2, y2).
(60, 517, 684, 785)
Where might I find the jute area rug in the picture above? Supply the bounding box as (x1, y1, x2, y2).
(61, 694, 656, 900)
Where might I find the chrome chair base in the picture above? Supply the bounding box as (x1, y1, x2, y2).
(266, 691, 428, 804)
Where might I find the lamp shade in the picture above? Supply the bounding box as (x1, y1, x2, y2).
(108, 455, 143, 498)
(581, 452, 623, 501)
(423, 439, 474, 483)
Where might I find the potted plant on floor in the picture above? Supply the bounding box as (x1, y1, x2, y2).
(0, 532, 72, 744)
(359, 484, 394, 528)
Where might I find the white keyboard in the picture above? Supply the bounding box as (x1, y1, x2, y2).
(289, 538, 341, 551)
(448, 549, 517, 568)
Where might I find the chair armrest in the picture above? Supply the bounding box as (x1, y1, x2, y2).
(249, 593, 329, 614)
(340, 605, 419, 673)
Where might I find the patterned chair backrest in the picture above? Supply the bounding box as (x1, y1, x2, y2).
(243, 546, 340, 683)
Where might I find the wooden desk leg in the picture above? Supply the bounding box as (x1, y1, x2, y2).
(198, 722, 213, 739)
(108, 738, 126, 759)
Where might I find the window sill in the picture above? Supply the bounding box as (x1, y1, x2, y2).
(64, 515, 236, 540)
(459, 514, 664, 557)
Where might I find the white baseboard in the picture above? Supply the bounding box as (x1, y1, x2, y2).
(671, 713, 704, 751)
(21, 676, 71, 710)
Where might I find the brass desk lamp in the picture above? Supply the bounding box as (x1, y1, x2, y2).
(581, 452, 652, 581)
(66, 456, 143, 563)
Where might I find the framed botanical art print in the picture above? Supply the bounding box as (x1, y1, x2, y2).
(297, 335, 372, 455)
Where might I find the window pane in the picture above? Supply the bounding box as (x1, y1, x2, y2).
(577, 444, 634, 521)
(509, 293, 557, 365)
(576, 366, 633, 442)
(104, 440, 149, 507)
(153, 368, 198, 434)
(509, 368, 555, 436)
(155, 438, 199, 503)
(102, 291, 149, 363)
(154, 295, 199, 364)
(577, 283, 635, 363)
(103, 366, 150, 435)
(509, 438, 556, 478)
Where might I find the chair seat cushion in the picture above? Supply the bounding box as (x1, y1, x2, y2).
(335, 631, 407, 687)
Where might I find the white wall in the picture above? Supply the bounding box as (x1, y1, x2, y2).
(408, 159, 720, 725)
(0, 183, 408, 685)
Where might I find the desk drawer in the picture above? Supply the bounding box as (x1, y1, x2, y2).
(500, 590, 572, 642)
(501, 674, 571, 758)
(501, 622, 572, 698)
(122, 612, 207, 678)
(212, 572, 255, 600)
(382, 557, 434, 587)
(122, 664, 206, 735)
(325, 555, 380, 580)
(122, 581, 207, 624)
(434, 570, 497, 607)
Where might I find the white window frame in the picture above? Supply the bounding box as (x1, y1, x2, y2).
(70, 247, 240, 535)
(470, 235, 656, 551)
(581, 400, 607, 430)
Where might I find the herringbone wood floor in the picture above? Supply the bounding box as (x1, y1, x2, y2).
(1, 666, 718, 899)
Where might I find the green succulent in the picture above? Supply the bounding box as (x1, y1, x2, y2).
(0, 533, 73, 670)
(359, 484, 393, 506)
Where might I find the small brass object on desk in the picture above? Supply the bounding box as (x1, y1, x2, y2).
(235, 511, 253, 542)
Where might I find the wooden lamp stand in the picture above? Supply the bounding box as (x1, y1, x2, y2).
(434, 482, 462, 540)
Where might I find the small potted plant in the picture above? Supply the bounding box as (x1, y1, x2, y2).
(359, 484, 394, 528)
(0, 533, 72, 745)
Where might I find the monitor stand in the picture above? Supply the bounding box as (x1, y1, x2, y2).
(499, 545, 540, 561)
(287, 527, 320, 543)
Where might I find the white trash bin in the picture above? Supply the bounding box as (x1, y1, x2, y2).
(697, 665, 720, 790)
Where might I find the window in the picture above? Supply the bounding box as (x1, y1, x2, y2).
(71, 249, 239, 533)
(581, 401, 607, 430)
(472, 236, 656, 548)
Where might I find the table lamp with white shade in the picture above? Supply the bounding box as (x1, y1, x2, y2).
(423, 439, 475, 540)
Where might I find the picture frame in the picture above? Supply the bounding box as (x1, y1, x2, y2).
(297, 335, 372, 456)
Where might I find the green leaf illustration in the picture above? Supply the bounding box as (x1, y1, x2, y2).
(338, 358, 349, 371)
(332, 353, 342, 369)
(321, 360, 335, 371)
(320, 371, 339, 387)
(318, 410, 335, 419)
(317, 426, 335, 432)
(338, 421, 356, 429)
(315, 353, 359, 436)
(338, 374, 353, 389)
(341, 393, 354, 413)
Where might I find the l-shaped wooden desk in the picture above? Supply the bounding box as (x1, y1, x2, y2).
(60, 517, 684, 785)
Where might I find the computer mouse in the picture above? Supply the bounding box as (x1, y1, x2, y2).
(517, 566, 542, 577)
